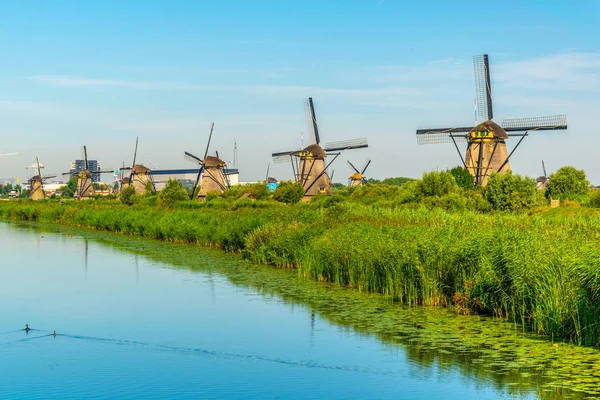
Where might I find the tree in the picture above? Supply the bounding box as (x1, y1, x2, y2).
(547, 166, 590, 199)
(145, 180, 156, 196)
(120, 185, 138, 205)
(484, 172, 537, 211)
(449, 166, 474, 189)
(157, 179, 188, 208)
(273, 181, 304, 204)
(416, 171, 457, 198)
(59, 176, 78, 198)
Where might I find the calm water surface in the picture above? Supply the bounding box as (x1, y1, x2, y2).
(0, 221, 596, 399)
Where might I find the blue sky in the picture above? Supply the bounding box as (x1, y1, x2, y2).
(0, 0, 599, 183)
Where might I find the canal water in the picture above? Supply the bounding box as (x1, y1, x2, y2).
(1, 221, 598, 399)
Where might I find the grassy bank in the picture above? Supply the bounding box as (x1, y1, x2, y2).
(2, 198, 600, 347)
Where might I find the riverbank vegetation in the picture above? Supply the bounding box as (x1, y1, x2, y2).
(2, 166, 600, 347)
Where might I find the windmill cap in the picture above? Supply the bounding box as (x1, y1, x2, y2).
(133, 164, 151, 173)
(470, 120, 508, 139)
(203, 155, 225, 167)
(30, 175, 43, 182)
(351, 172, 363, 179)
(302, 144, 326, 158)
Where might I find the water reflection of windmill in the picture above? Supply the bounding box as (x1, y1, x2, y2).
(28, 157, 56, 200)
(62, 146, 114, 199)
(416, 54, 568, 186)
(347, 160, 371, 187)
(185, 123, 232, 200)
(272, 97, 368, 198)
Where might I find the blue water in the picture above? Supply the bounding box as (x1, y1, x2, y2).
(0, 222, 526, 399)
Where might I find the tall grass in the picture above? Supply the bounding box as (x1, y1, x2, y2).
(2, 199, 600, 346)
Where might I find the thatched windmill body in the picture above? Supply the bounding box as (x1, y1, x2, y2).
(416, 54, 567, 186)
(185, 123, 231, 200)
(272, 98, 368, 198)
(28, 157, 56, 200)
(347, 160, 371, 187)
(62, 146, 114, 199)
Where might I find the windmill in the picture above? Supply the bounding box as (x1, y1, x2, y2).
(347, 160, 371, 187)
(416, 54, 567, 186)
(28, 157, 56, 200)
(62, 146, 114, 199)
(184, 122, 231, 200)
(536, 160, 550, 190)
(272, 97, 368, 198)
(122, 137, 155, 193)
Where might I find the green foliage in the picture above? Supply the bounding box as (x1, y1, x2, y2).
(547, 166, 590, 200)
(589, 190, 600, 208)
(366, 177, 413, 186)
(272, 181, 304, 204)
(145, 180, 156, 196)
(484, 172, 537, 211)
(59, 177, 78, 198)
(416, 171, 457, 198)
(5, 196, 600, 345)
(449, 166, 474, 189)
(119, 185, 138, 206)
(205, 191, 220, 202)
(157, 179, 189, 208)
(223, 183, 270, 201)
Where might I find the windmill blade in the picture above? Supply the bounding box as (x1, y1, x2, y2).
(474, 54, 493, 122)
(304, 97, 320, 145)
(185, 151, 203, 164)
(323, 137, 368, 152)
(35, 157, 41, 177)
(502, 115, 567, 132)
(330, 170, 334, 181)
(265, 162, 270, 181)
(542, 160, 547, 177)
(43, 175, 57, 180)
(272, 154, 293, 164)
(416, 128, 471, 145)
(361, 159, 372, 175)
(204, 122, 215, 160)
(190, 166, 204, 200)
(347, 160, 360, 174)
(83, 146, 89, 171)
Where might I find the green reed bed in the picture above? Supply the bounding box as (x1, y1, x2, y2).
(1, 199, 600, 346)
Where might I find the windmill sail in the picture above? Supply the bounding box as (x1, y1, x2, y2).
(502, 115, 567, 132)
(416, 128, 471, 145)
(304, 97, 320, 145)
(474, 54, 493, 122)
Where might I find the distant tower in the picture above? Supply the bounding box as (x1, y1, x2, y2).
(233, 140, 238, 170)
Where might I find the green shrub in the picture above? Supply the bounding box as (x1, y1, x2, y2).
(449, 166, 474, 189)
(484, 172, 536, 211)
(273, 181, 304, 204)
(589, 190, 600, 208)
(157, 179, 188, 208)
(120, 185, 138, 206)
(547, 166, 590, 200)
(416, 171, 457, 198)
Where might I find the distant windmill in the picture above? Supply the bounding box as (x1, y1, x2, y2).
(536, 160, 550, 190)
(347, 160, 371, 187)
(416, 54, 567, 186)
(272, 97, 368, 198)
(28, 157, 56, 200)
(185, 123, 231, 200)
(62, 146, 114, 199)
(122, 137, 155, 193)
